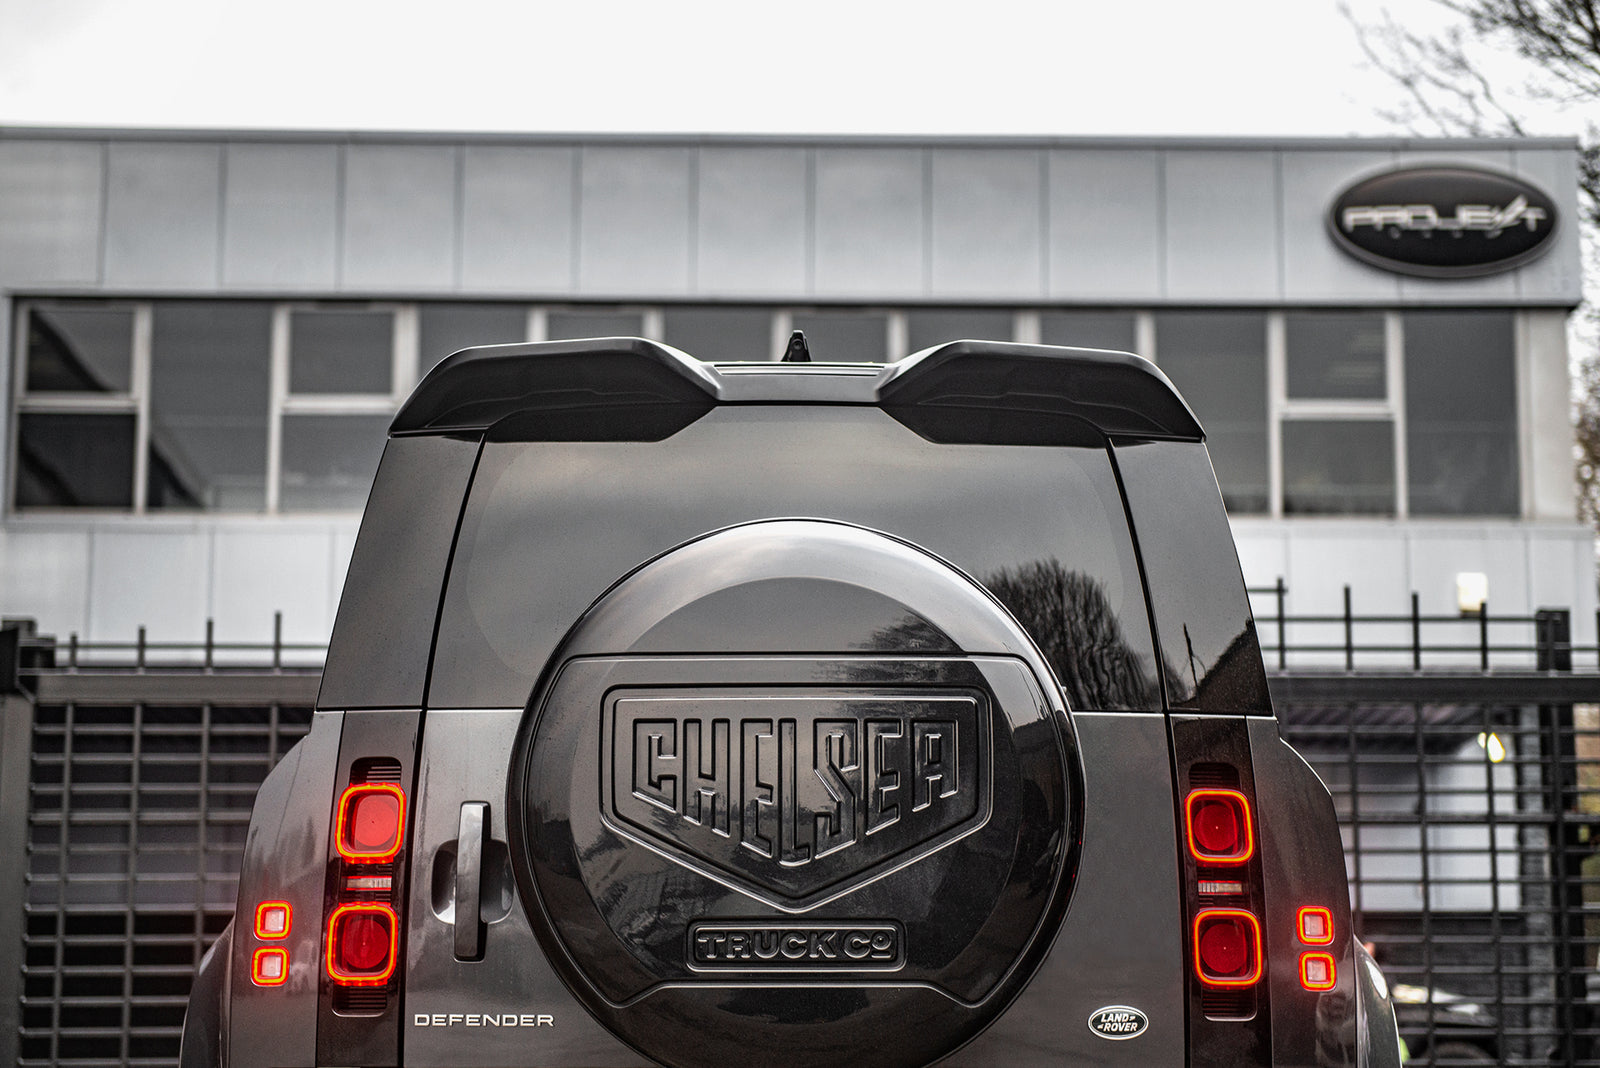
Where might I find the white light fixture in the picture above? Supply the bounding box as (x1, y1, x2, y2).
(1456, 572, 1488, 617)
(1476, 731, 1507, 764)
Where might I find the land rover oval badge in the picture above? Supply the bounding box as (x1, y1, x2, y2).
(1328, 164, 1558, 278)
(1088, 1005, 1149, 1040)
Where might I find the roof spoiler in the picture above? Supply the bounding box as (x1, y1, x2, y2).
(391, 336, 1203, 442)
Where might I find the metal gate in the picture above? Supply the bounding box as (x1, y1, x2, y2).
(5, 599, 1600, 1067)
(0, 622, 318, 1068)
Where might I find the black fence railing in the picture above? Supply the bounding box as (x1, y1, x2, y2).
(6, 600, 1600, 1067)
(1248, 581, 1600, 675)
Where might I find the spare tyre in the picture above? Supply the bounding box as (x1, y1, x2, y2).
(509, 519, 1082, 1068)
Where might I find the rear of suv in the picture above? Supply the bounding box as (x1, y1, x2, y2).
(182, 336, 1401, 1067)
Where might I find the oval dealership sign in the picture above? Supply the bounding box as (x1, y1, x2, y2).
(1328, 165, 1558, 278)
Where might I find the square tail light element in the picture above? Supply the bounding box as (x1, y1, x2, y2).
(326, 903, 399, 986)
(1193, 908, 1264, 987)
(254, 901, 292, 940)
(251, 947, 288, 987)
(335, 783, 407, 862)
(1184, 789, 1254, 866)
(1300, 951, 1337, 991)
(1297, 906, 1334, 946)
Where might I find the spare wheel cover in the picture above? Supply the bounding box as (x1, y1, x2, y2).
(509, 520, 1081, 1068)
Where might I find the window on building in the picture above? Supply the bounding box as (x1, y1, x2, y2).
(1279, 311, 1397, 517)
(547, 309, 644, 340)
(419, 303, 529, 368)
(791, 310, 889, 362)
(16, 412, 137, 508)
(1282, 420, 1396, 515)
(1405, 311, 1518, 517)
(905, 309, 1013, 354)
(279, 413, 393, 512)
(1154, 312, 1270, 514)
(1286, 312, 1386, 400)
(288, 309, 393, 395)
(16, 303, 140, 508)
(277, 304, 405, 513)
(663, 306, 773, 362)
(25, 304, 135, 393)
(147, 302, 272, 511)
(9, 300, 1531, 522)
(1039, 311, 1137, 352)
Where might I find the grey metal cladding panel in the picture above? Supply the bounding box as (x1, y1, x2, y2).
(104, 142, 221, 288)
(342, 144, 458, 291)
(222, 142, 338, 288)
(1394, 147, 1517, 303)
(1164, 150, 1280, 301)
(578, 146, 692, 295)
(813, 147, 924, 298)
(1279, 150, 1403, 304)
(695, 146, 807, 296)
(1511, 147, 1584, 303)
(1047, 149, 1161, 301)
(0, 140, 102, 286)
(930, 149, 1043, 299)
(461, 145, 575, 293)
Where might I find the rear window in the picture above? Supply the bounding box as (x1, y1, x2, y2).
(429, 406, 1160, 711)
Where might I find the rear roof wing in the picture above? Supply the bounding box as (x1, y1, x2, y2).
(390, 336, 1204, 442)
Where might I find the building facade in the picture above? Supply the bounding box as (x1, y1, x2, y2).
(0, 128, 1590, 650)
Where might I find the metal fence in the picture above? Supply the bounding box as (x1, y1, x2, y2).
(5, 599, 1600, 1066)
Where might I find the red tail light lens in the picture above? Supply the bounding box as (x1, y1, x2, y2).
(326, 903, 399, 986)
(335, 784, 406, 862)
(1299, 951, 1337, 991)
(1297, 906, 1334, 945)
(1185, 789, 1254, 865)
(253, 901, 292, 940)
(1193, 908, 1263, 987)
(251, 947, 289, 986)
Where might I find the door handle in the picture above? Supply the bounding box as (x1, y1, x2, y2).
(455, 802, 487, 960)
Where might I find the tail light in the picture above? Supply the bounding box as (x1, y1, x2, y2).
(1299, 951, 1337, 991)
(1185, 789, 1253, 864)
(251, 946, 289, 987)
(1193, 908, 1264, 986)
(336, 784, 407, 862)
(315, 713, 421, 1068)
(326, 767, 408, 989)
(1172, 720, 1271, 1062)
(326, 903, 401, 985)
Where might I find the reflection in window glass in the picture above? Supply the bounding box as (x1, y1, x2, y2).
(791, 311, 887, 362)
(1154, 313, 1269, 513)
(663, 306, 773, 362)
(25, 305, 134, 393)
(289, 310, 392, 394)
(280, 414, 391, 512)
(148, 302, 271, 511)
(15, 413, 136, 508)
(1286, 312, 1385, 399)
(1405, 311, 1518, 516)
(1282, 420, 1395, 515)
(906, 309, 1013, 354)
(419, 303, 527, 368)
(547, 310, 643, 340)
(1039, 311, 1137, 352)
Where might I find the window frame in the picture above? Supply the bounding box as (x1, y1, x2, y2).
(8, 299, 1525, 522)
(1266, 311, 1407, 519)
(269, 302, 415, 514)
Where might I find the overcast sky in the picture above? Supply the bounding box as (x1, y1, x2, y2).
(0, 0, 1588, 139)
